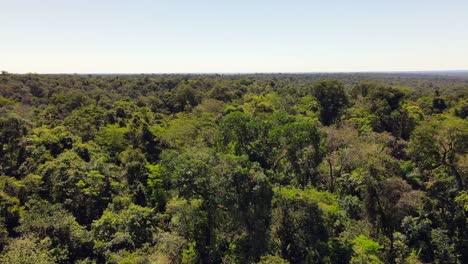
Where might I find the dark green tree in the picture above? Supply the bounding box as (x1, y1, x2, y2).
(311, 80, 349, 126)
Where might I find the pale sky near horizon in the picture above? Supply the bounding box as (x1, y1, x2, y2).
(1, 0, 467, 73)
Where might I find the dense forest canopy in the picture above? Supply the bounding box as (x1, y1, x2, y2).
(0, 72, 467, 263)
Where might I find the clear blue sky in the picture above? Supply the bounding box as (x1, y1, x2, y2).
(1, 0, 467, 73)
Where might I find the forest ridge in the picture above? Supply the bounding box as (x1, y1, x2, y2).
(0, 72, 467, 263)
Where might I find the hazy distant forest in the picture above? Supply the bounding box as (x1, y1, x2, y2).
(0, 72, 467, 264)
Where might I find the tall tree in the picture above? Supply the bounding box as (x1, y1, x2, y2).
(311, 80, 349, 126)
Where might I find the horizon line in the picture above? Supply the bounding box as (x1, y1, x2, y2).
(3, 69, 468, 75)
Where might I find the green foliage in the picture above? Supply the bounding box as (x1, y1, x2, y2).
(0, 187, 22, 232)
(92, 201, 157, 257)
(0, 96, 16, 108)
(455, 190, 468, 211)
(350, 235, 383, 264)
(18, 199, 91, 262)
(96, 124, 129, 159)
(349, 82, 417, 139)
(257, 255, 289, 264)
(64, 104, 108, 141)
(311, 80, 349, 125)
(0, 111, 28, 176)
(430, 229, 458, 264)
(0, 74, 466, 263)
(107, 249, 150, 264)
(408, 115, 467, 190)
(0, 236, 57, 264)
(293, 95, 320, 117)
(273, 187, 341, 221)
(454, 98, 468, 118)
(272, 187, 342, 263)
(181, 242, 198, 264)
(146, 163, 168, 211)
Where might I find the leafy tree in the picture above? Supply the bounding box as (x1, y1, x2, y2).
(19, 126, 77, 176)
(0, 236, 57, 264)
(215, 155, 273, 263)
(272, 187, 342, 263)
(0, 187, 22, 233)
(0, 111, 28, 176)
(350, 235, 383, 264)
(63, 104, 108, 141)
(173, 82, 202, 112)
(293, 95, 320, 118)
(454, 98, 468, 118)
(95, 124, 129, 160)
(369, 86, 412, 138)
(311, 80, 349, 125)
(220, 111, 260, 156)
(92, 200, 158, 259)
(430, 229, 458, 264)
(408, 115, 468, 190)
(276, 117, 325, 187)
(146, 163, 168, 211)
(18, 200, 91, 263)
